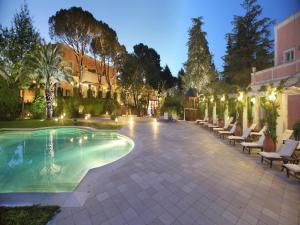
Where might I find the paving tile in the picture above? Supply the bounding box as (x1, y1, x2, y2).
(4, 122, 299, 225)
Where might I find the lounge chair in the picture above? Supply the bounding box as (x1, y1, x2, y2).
(213, 121, 235, 133)
(282, 129, 293, 143)
(259, 139, 299, 168)
(249, 123, 257, 131)
(241, 135, 265, 154)
(250, 125, 267, 137)
(196, 116, 208, 125)
(218, 124, 236, 139)
(227, 128, 252, 145)
(282, 164, 300, 178)
(209, 117, 234, 131)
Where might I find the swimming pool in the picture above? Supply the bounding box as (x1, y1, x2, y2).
(0, 127, 134, 193)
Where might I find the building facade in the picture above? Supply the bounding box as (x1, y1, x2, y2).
(250, 10, 300, 146)
(23, 44, 117, 102)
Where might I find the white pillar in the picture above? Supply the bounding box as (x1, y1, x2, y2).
(205, 103, 208, 119)
(213, 103, 217, 124)
(276, 93, 288, 150)
(224, 106, 228, 124)
(253, 96, 260, 128)
(243, 101, 248, 129)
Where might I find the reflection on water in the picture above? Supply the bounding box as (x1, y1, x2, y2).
(0, 128, 133, 193)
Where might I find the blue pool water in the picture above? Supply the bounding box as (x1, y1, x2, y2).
(0, 128, 134, 193)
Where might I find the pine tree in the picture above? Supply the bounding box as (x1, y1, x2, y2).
(177, 68, 185, 91)
(183, 17, 215, 94)
(0, 3, 40, 65)
(223, 0, 273, 87)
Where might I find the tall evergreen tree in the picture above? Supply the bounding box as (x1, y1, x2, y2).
(177, 68, 185, 91)
(223, 0, 273, 87)
(0, 3, 40, 84)
(160, 65, 175, 89)
(183, 17, 215, 94)
(0, 3, 40, 118)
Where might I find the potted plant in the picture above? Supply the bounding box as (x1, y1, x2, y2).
(235, 122, 242, 136)
(218, 118, 224, 128)
(292, 120, 300, 141)
(263, 128, 276, 152)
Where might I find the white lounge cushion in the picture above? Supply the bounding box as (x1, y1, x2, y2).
(241, 142, 262, 147)
(249, 123, 257, 130)
(283, 164, 300, 173)
(219, 130, 232, 134)
(282, 129, 293, 141)
(279, 139, 299, 156)
(259, 152, 281, 159)
(228, 128, 251, 140)
(241, 135, 265, 147)
(259, 139, 299, 158)
(251, 125, 267, 136)
(214, 127, 224, 131)
(228, 135, 244, 140)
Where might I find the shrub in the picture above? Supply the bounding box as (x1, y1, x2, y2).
(292, 120, 300, 140)
(31, 95, 46, 119)
(162, 95, 184, 118)
(0, 80, 21, 120)
(55, 96, 120, 118)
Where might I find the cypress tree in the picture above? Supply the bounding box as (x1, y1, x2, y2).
(183, 17, 215, 94)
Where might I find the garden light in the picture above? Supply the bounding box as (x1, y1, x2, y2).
(78, 138, 82, 144)
(54, 118, 58, 122)
(60, 115, 64, 120)
(237, 92, 244, 102)
(210, 96, 214, 102)
(115, 118, 119, 123)
(221, 95, 225, 102)
(250, 97, 256, 104)
(268, 89, 276, 101)
(84, 136, 88, 140)
(70, 138, 73, 142)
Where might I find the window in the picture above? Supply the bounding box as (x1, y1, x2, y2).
(284, 48, 295, 63)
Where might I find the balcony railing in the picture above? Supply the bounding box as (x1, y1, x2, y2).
(251, 59, 300, 85)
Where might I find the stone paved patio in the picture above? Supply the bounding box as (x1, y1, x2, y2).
(1, 122, 300, 225)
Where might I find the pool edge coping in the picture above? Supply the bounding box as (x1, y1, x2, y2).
(0, 125, 136, 206)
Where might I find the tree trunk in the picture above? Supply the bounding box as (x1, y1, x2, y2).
(45, 91, 54, 119)
(21, 89, 25, 119)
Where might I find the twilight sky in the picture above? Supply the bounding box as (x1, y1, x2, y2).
(1, 0, 300, 75)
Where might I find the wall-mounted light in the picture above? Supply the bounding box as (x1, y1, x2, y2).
(221, 95, 225, 102)
(250, 97, 256, 104)
(237, 92, 244, 102)
(268, 89, 276, 101)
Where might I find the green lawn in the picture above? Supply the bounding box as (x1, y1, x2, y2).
(0, 205, 59, 225)
(0, 119, 123, 130)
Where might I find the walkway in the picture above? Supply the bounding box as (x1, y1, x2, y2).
(2, 122, 300, 225)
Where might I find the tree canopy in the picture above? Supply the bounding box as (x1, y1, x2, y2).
(49, 7, 96, 85)
(0, 3, 40, 87)
(223, 0, 273, 87)
(183, 17, 216, 94)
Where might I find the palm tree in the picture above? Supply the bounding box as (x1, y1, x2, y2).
(31, 42, 71, 119)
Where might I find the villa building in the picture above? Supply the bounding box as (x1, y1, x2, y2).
(23, 44, 117, 102)
(250, 10, 300, 146)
